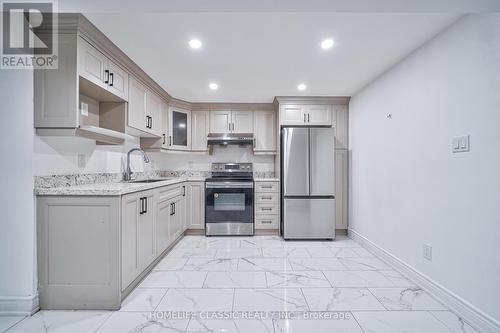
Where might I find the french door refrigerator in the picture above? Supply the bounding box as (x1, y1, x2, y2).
(281, 127, 336, 239)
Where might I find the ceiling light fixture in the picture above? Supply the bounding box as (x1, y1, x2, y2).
(209, 83, 218, 90)
(189, 39, 202, 49)
(321, 38, 335, 49)
(297, 83, 307, 91)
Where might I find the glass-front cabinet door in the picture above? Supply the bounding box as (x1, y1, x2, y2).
(168, 107, 191, 150)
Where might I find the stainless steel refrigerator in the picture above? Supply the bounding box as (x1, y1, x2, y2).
(281, 127, 336, 239)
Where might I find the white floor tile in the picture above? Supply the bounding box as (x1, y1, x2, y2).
(353, 311, 451, 333)
(379, 270, 417, 287)
(96, 312, 188, 333)
(139, 271, 207, 288)
(430, 311, 479, 333)
(8, 311, 111, 333)
(187, 318, 274, 333)
(283, 241, 329, 248)
(154, 258, 188, 271)
(120, 288, 167, 312)
(289, 258, 346, 271)
(237, 258, 292, 271)
(352, 247, 375, 257)
(183, 258, 238, 271)
(273, 316, 364, 333)
(203, 271, 267, 288)
(0, 316, 25, 332)
(327, 239, 361, 248)
(233, 289, 309, 312)
(240, 239, 284, 248)
(266, 271, 331, 288)
(155, 289, 234, 311)
(167, 248, 217, 258)
(369, 287, 447, 310)
(302, 287, 385, 311)
(262, 248, 310, 258)
(215, 248, 262, 259)
(323, 270, 396, 287)
(339, 257, 391, 270)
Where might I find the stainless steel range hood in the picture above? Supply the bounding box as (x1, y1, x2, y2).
(207, 133, 254, 154)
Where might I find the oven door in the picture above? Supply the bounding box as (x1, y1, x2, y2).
(205, 181, 254, 223)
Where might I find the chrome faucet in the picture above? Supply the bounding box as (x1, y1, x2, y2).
(124, 148, 150, 181)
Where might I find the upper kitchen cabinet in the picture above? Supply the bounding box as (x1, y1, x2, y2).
(209, 110, 253, 134)
(279, 104, 332, 126)
(334, 105, 349, 149)
(168, 107, 191, 151)
(253, 110, 277, 154)
(78, 37, 129, 101)
(128, 76, 164, 137)
(191, 111, 209, 152)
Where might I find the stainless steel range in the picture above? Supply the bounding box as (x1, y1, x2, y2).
(205, 163, 254, 236)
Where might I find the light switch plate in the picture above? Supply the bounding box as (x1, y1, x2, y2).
(423, 244, 432, 261)
(80, 102, 89, 117)
(452, 135, 470, 153)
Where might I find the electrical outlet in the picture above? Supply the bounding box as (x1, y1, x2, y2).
(452, 135, 470, 153)
(77, 154, 86, 168)
(423, 244, 432, 261)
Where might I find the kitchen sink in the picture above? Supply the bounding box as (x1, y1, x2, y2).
(127, 178, 174, 184)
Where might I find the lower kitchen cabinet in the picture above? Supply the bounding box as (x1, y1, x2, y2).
(335, 149, 348, 230)
(254, 181, 280, 231)
(37, 180, 192, 310)
(186, 182, 205, 229)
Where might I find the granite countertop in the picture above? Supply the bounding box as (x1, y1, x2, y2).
(35, 177, 206, 196)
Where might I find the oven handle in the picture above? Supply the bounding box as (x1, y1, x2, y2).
(206, 182, 254, 189)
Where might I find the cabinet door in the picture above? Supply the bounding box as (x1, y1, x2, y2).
(280, 105, 306, 125)
(210, 110, 231, 133)
(334, 105, 348, 149)
(121, 193, 140, 290)
(191, 111, 209, 151)
(77, 37, 107, 90)
(138, 192, 155, 270)
(161, 101, 169, 149)
(156, 197, 172, 255)
(128, 77, 148, 132)
(168, 107, 191, 150)
(146, 91, 163, 137)
(188, 182, 205, 229)
(170, 196, 183, 240)
(232, 111, 253, 133)
(106, 60, 129, 101)
(335, 149, 348, 230)
(253, 110, 276, 152)
(307, 105, 332, 126)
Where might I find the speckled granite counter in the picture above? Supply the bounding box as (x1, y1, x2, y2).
(35, 177, 205, 196)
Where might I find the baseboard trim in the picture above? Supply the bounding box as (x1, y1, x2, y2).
(349, 229, 500, 333)
(184, 228, 205, 235)
(0, 294, 39, 316)
(336, 229, 348, 236)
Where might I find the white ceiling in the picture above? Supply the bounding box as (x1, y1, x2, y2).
(82, 12, 461, 102)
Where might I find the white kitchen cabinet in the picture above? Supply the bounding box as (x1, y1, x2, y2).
(280, 104, 332, 126)
(253, 110, 277, 153)
(232, 111, 253, 133)
(254, 181, 280, 230)
(306, 105, 332, 126)
(186, 182, 205, 229)
(334, 105, 349, 149)
(191, 111, 209, 151)
(170, 195, 184, 240)
(335, 149, 348, 230)
(121, 191, 155, 290)
(168, 107, 191, 150)
(146, 90, 164, 137)
(156, 196, 172, 255)
(209, 110, 253, 134)
(128, 77, 148, 133)
(77, 37, 128, 101)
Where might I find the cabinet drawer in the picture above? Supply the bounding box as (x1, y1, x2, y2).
(157, 184, 184, 201)
(255, 182, 279, 193)
(255, 193, 279, 204)
(255, 204, 279, 215)
(255, 215, 279, 229)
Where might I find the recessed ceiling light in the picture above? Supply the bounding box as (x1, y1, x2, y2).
(189, 39, 202, 49)
(321, 38, 335, 49)
(297, 83, 307, 91)
(209, 82, 218, 90)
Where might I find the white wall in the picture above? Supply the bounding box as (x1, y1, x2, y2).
(0, 70, 37, 313)
(349, 13, 500, 325)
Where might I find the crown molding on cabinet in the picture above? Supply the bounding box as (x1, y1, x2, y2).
(274, 96, 350, 105)
(192, 103, 277, 112)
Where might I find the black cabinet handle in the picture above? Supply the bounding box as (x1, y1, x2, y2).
(170, 203, 174, 216)
(307, 113, 310, 123)
(146, 116, 149, 129)
(139, 198, 144, 214)
(150, 117, 152, 129)
(109, 72, 114, 86)
(173, 202, 176, 215)
(169, 136, 172, 146)
(144, 197, 147, 213)
(104, 70, 109, 84)
(163, 134, 166, 145)
(182, 186, 186, 196)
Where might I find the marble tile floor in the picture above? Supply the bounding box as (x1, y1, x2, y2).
(4, 236, 479, 333)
